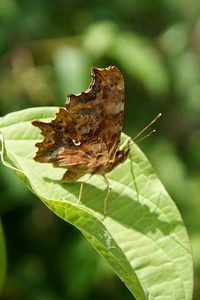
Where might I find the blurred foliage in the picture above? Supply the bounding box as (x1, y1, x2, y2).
(0, 221, 6, 292)
(0, 0, 200, 299)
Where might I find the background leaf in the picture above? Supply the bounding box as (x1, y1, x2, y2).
(0, 221, 6, 293)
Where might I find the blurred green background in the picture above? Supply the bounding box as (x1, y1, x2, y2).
(0, 0, 200, 299)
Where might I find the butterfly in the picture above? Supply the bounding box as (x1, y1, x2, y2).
(32, 66, 130, 214)
(32, 66, 161, 214)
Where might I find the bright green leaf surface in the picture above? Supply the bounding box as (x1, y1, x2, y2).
(0, 108, 193, 300)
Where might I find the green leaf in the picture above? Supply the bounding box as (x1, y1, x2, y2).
(0, 107, 193, 300)
(111, 32, 169, 96)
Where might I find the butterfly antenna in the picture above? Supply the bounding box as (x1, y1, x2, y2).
(132, 113, 162, 142)
(121, 113, 162, 149)
(134, 129, 156, 143)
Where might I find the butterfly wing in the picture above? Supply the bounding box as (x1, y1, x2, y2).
(65, 66, 125, 160)
(32, 66, 125, 180)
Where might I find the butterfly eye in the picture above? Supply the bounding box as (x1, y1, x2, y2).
(116, 150, 123, 157)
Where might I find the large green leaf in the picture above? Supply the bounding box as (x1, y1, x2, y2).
(0, 107, 193, 300)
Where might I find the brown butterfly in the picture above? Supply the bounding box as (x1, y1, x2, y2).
(32, 66, 161, 213)
(32, 66, 130, 214)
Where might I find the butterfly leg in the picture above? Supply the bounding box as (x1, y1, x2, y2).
(77, 174, 92, 206)
(102, 175, 112, 215)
